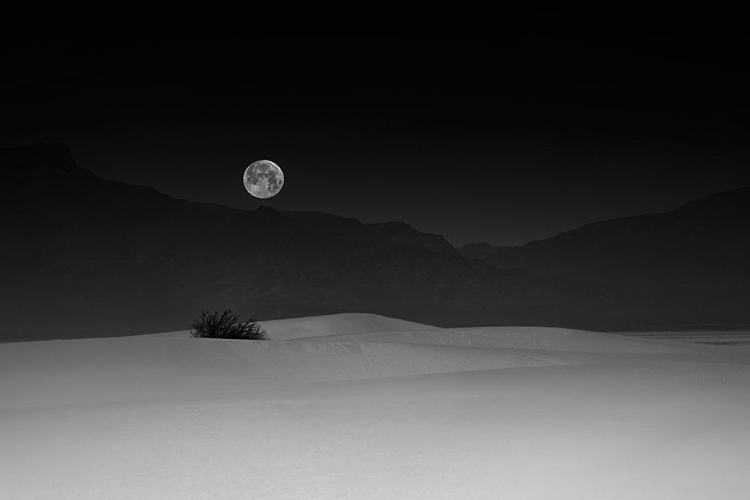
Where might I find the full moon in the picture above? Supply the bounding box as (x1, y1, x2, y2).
(243, 160, 284, 199)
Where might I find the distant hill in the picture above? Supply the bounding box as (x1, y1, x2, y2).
(460, 186, 750, 330)
(0, 144, 585, 340)
(2, 143, 748, 340)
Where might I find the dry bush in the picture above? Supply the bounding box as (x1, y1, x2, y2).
(190, 309, 268, 340)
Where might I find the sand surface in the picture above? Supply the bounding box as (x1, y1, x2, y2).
(2, 313, 749, 499)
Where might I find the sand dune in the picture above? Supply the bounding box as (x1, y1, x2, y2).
(2, 313, 750, 499)
(310, 325, 708, 354)
(0, 336, 568, 410)
(143, 312, 435, 341)
(261, 312, 439, 340)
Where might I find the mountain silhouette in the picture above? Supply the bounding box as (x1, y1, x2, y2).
(0, 144, 575, 339)
(458, 242, 510, 260)
(460, 186, 750, 329)
(2, 144, 748, 340)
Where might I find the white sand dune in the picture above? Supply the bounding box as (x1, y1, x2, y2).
(261, 312, 439, 340)
(2, 313, 750, 499)
(0, 337, 569, 410)
(143, 312, 435, 341)
(310, 325, 708, 353)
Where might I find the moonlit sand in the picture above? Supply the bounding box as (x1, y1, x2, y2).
(2, 313, 749, 499)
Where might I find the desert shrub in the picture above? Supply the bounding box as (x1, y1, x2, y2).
(190, 309, 269, 340)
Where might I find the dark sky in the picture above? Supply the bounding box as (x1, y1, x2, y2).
(4, 8, 750, 246)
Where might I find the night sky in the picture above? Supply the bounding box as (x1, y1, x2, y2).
(4, 9, 750, 246)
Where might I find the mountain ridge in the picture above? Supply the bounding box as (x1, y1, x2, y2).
(460, 185, 750, 276)
(0, 144, 553, 339)
(2, 143, 749, 339)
